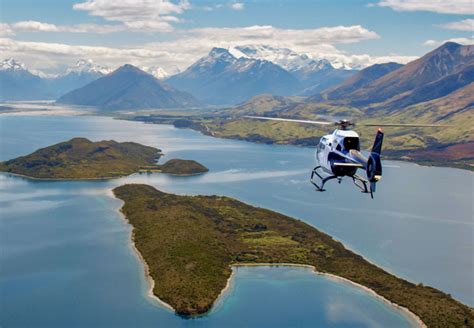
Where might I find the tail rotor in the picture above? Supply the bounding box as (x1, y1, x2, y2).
(366, 129, 384, 198)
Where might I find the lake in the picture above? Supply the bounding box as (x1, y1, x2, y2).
(0, 114, 472, 327)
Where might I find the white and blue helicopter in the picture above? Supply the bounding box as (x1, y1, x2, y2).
(245, 116, 445, 198)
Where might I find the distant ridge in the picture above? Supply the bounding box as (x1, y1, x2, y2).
(166, 47, 301, 105)
(321, 42, 474, 108)
(321, 62, 403, 100)
(0, 58, 110, 100)
(0, 58, 52, 100)
(57, 64, 199, 110)
(233, 45, 356, 95)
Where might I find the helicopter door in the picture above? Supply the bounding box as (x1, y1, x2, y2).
(315, 138, 328, 168)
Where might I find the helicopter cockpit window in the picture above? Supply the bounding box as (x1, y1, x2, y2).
(343, 137, 360, 151)
(336, 144, 342, 151)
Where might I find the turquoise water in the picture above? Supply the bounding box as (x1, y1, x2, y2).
(0, 114, 472, 327)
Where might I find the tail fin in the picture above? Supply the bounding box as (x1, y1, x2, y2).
(371, 129, 384, 155)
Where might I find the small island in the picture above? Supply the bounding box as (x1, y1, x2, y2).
(0, 138, 208, 179)
(113, 184, 473, 328)
(141, 159, 209, 175)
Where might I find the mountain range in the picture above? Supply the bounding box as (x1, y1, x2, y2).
(0, 58, 53, 101)
(166, 47, 301, 105)
(172, 41, 472, 167)
(0, 58, 171, 101)
(321, 42, 473, 110)
(166, 46, 356, 104)
(57, 64, 198, 110)
(2, 41, 472, 122)
(1, 46, 357, 104)
(231, 45, 355, 95)
(0, 58, 110, 101)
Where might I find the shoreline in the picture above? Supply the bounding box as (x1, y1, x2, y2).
(110, 188, 428, 327)
(141, 119, 473, 172)
(0, 171, 128, 181)
(0, 169, 206, 181)
(1, 109, 471, 171)
(229, 263, 427, 328)
(117, 206, 428, 328)
(129, 230, 175, 312)
(113, 199, 175, 312)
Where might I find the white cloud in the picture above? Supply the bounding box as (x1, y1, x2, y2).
(438, 19, 474, 32)
(65, 23, 126, 33)
(0, 23, 409, 74)
(139, 24, 381, 69)
(0, 38, 156, 72)
(323, 53, 417, 69)
(423, 38, 473, 47)
(73, 0, 190, 32)
(1, 23, 381, 68)
(370, 0, 473, 15)
(183, 25, 379, 48)
(12, 21, 59, 32)
(3, 21, 128, 34)
(0, 23, 14, 37)
(230, 2, 245, 11)
(194, 2, 245, 12)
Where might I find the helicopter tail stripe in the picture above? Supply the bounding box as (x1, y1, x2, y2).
(371, 130, 384, 155)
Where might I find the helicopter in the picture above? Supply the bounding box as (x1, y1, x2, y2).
(244, 116, 446, 198)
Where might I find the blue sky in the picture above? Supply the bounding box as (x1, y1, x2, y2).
(0, 0, 472, 74)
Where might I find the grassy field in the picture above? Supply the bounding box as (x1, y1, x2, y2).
(113, 184, 473, 327)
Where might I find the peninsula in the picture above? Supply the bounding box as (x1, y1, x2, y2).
(113, 184, 473, 328)
(0, 138, 208, 179)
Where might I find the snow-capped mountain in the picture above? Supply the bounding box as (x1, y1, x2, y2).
(65, 59, 111, 75)
(0, 58, 27, 72)
(58, 64, 199, 110)
(327, 59, 354, 70)
(166, 47, 301, 104)
(232, 45, 333, 72)
(228, 45, 356, 95)
(141, 66, 170, 80)
(0, 58, 54, 100)
(48, 59, 111, 97)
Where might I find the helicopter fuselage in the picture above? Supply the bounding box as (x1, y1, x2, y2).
(315, 129, 362, 177)
(243, 114, 387, 197)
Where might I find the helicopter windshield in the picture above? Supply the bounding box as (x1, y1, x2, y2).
(343, 137, 360, 151)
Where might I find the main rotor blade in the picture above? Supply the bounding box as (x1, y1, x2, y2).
(244, 116, 333, 126)
(362, 123, 452, 127)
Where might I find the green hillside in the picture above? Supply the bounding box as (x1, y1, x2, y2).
(0, 138, 160, 179)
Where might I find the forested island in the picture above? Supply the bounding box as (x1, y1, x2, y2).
(0, 138, 208, 179)
(113, 184, 473, 327)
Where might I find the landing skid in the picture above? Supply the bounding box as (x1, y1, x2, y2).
(310, 166, 340, 192)
(310, 166, 374, 198)
(352, 174, 373, 199)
